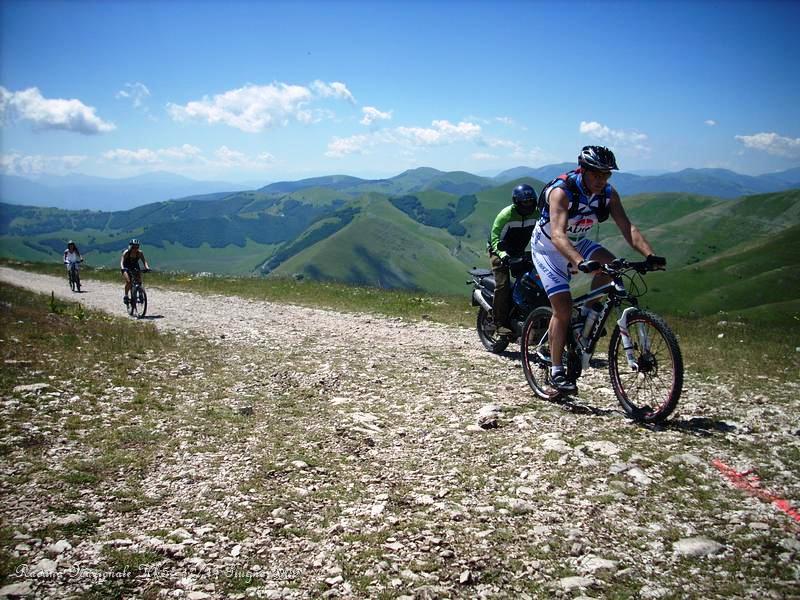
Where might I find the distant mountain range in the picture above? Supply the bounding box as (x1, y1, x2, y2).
(2, 164, 800, 212)
(0, 171, 254, 212)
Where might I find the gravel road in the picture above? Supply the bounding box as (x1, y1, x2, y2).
(1, 267, 798, 599)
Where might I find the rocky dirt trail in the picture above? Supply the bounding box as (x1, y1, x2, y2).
(1, 268, 798, 599)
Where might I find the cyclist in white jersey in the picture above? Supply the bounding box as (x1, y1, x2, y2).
(63, 240, 83, 271)
(532, 146, 665, 393)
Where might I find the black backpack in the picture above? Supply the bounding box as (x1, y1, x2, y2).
(537, 167, 611, 223)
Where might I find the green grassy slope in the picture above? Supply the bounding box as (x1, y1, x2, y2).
(273, 197, 472, 293)
(642, 224, 800, 322)
(600, 189, 800, 268)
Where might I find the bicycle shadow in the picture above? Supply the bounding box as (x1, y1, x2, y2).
(548, 395, 618, 418)
(137, 315, 164, 320)
(653, 416, 739, 437)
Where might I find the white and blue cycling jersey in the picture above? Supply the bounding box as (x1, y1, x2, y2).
(532, 173, 612, 297)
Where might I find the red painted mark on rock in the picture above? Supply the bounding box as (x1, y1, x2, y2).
(712, 459, 800, 524)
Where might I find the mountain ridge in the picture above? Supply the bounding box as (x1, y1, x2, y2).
(4, 163, 799, 212)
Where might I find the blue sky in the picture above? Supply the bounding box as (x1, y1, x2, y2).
(1, 0, 798, 183)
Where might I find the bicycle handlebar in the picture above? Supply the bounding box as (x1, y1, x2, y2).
(603, 258, 664, 276)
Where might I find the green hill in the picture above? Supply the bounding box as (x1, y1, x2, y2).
(641, 224, 800, 323)
(273, 197, 470, 292)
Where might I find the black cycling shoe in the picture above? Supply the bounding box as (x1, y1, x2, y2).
(123, 295, 130, 305)
(549, 371, 577, 395)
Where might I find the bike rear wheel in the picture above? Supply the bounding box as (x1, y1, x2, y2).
(477, 307, 509, 353)
(608, 310, 683, 423)
(521, 307, 560, 399)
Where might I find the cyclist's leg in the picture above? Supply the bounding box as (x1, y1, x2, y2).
(531, 231, 573, 370)
(123, 270, 132, 297)
(548, 291, 572, 369)
(489, 252, 512, 331)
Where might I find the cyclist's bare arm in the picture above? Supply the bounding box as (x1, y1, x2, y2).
(608, 189, 654, 257)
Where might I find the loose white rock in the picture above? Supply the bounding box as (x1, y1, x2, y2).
(673, 537, 724, 557)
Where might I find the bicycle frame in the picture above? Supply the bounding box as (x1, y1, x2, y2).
(569, 269, 644, 372)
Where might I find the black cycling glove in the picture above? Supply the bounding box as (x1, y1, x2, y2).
(578, 260, 601, 273)
(645, 254, 667, 270)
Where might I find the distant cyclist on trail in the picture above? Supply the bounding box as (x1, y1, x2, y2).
(120, 239, 150, 306)
(532, 145, 665, 394)
(63, 240, 83, 270)
(488, 183, 538, 338)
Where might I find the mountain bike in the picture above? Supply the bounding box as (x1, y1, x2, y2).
(66, 259, 83, 292)
(521, 258, 683, 424)
(124, 267, 149, 318)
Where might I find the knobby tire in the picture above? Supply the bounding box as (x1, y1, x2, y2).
(521, 306, 559, 399)
(608, 309, 683, 423)
(477, 307, 509, 353)
(137, 287, 148, 318)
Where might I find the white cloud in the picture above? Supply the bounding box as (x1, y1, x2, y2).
(472, 152, 497, 160)
(103, 144, 203, 165)
(325, 135, 372, 158)
(494, 116, 516, 126)
(116, 82, 151, 108)
(311, 80, 356, 103)
(510, 146, 549, 164)
(580, 120, 647, 144)
(0, 86, 115, 134)
(360, 106, 392, 126)
(393, 120, 481, 146)
(579, 120, 649, 156)
(215, 145, 275, 167)
(705, 119, 717, 126)
(102, 144, 275, 172)
(168, 83, 314, 133)
(735, 132, 800, 158)
(297, 108, 336, 125)
(482, 137, 522, 152)
(1, 152, 87, 175)
(167, 81, 356, 133)
(325, 119, 482, 158)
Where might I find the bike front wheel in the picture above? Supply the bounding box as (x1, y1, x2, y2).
(132, 286, 148, 318)
(521, 306, 561, 399)
(608, 310, 683, 424)
(68, 271, 76, 292)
